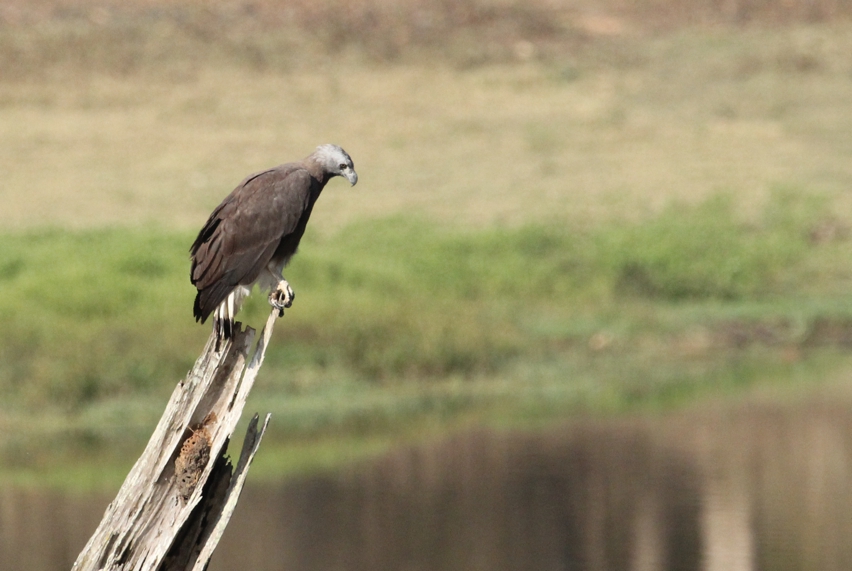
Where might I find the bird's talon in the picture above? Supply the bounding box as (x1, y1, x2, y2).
(268, 280, 294, 314)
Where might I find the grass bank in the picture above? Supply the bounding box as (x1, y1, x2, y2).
(3, 191, 852, 486)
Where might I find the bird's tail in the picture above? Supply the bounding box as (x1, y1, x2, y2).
(212, 313, 234, 351)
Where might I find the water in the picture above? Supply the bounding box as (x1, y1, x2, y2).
(3, 399, 852, 571)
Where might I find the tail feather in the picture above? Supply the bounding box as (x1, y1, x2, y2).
(193, 292, 206, 323)
(212, 313, 234, 351)
(194, 280, 237, 324)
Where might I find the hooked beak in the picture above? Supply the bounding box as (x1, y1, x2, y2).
(344, 167, 358, 186)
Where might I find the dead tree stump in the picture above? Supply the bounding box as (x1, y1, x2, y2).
(72, 309, 280, 571)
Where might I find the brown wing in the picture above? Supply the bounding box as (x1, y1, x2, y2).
(190, 164, 315, 322)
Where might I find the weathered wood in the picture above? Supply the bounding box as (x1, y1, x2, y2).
(73, 309, 279, 571)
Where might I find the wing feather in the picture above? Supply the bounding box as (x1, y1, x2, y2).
(191, 234, 223, 284)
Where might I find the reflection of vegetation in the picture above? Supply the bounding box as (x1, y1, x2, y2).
(2, 190, 852, 486)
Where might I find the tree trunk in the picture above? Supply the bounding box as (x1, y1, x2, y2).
(73, 310, 280, 571)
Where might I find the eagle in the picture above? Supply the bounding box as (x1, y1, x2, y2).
(190, 144, 357, 344)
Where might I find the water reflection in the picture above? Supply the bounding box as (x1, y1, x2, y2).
(0, 487, 108, 571)
(214, 401, 852, 571)
(3, 400, 852, 571)
(217, 427, 702, 571)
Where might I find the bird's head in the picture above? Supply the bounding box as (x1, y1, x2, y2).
(313, 144, 358, 186)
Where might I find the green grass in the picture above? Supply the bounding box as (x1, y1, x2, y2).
(3, 190, 852, 486)
(0, 190, 822, 404)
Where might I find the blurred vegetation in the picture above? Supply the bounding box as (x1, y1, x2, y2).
(2, 0, 852, 76)
(3, 0, 852, 487)
(3, 189, 852, 482)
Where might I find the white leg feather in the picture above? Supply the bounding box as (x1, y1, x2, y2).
(227, 291, 235, 323)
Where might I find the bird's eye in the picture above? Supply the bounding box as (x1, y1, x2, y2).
(339, 163, 347, 170)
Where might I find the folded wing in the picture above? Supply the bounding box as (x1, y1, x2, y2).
(190, 166, 313, 323)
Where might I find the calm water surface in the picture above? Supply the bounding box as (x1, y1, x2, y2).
(2, 399, 851, 571)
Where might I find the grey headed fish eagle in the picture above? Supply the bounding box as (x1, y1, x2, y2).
(190, 144, 357, 344)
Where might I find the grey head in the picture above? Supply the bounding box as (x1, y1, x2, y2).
(311, 144, 358, 186)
